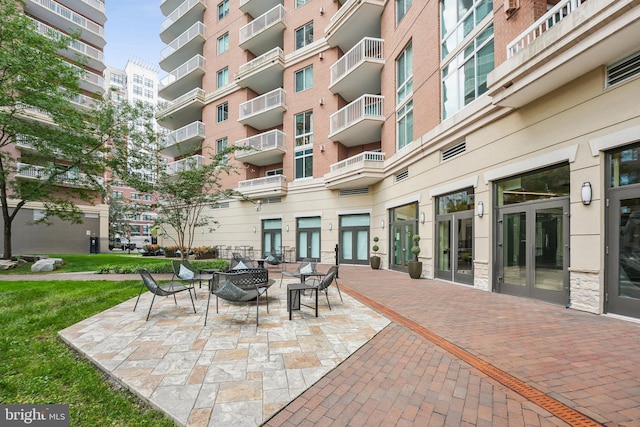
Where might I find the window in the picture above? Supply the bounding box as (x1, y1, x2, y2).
(295, 65, 313, 92)
(295, 22, 314, 50)
(216, 137, 228, 164)
(217, 102, 228, 123)
(295, 148, 313, 179)
(144, 89, 153, 99)
(218, 0, 229, 20)
(133, 85, 143, 96)
(267, 168, 284, 176)
(216, 67, 228, 88)
(397, 42, 413, 104)
(397, 100, 413, 149)
(442, 24, 494, 119)
(296, 0, 311, 7)
(295, 110, 313, 147)
(396, 0, 413, 25)
(131, 193, 140, 200)
(133, 74, 143, 85)
(441, 0, 493, 59)
(144, 78, 154, 88)
(112, 191, 123, 199)
(217, 33, 229, 54)
(110, 73, 123, 86)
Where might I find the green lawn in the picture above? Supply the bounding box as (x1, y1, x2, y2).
(0, 279, 177, 426)
(0, 254, 229, 426)
(1, 253, 228, 275)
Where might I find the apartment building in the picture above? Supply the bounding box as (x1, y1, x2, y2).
(157, 0, 640, 319)
(5, 0, 108, 254)
(104, 59, 161, 248)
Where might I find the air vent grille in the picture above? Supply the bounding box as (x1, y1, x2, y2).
(395, 170, 409, 182)
(607, 51, 640, 87)
(442, 141, 466, 161)
(263, 197, 282, 204)
(211, 202, 230, 209)
(339, 187, 369, 196)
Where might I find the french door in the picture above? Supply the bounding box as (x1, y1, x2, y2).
(435, 211, 473, 285)
(391, 221, 415, 270)
(497, 198, 569, 305)
(606, 186, 640, 317)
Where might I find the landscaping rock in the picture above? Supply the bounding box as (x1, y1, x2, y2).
(31, 258, 64, 272)
(0, 260, 18, 270)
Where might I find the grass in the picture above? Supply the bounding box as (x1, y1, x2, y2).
(0, 254, 230, 425)
(1, 253, 229, 275)
(0, 279, 177, 426)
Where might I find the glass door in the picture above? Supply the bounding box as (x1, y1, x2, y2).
(297, 217, 320, 260)
(392, 221, 414, 268)
(262, 219, 282, 258)
(497, 199, 569, 304)
(607, 187, 640, 317)
(339, 214, 370, 265)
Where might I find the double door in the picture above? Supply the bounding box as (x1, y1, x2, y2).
(606, 186, 640, 317)
(391, 221, 416, 270)
(435, 211, 473, 285)
(497, 199, 569, 305)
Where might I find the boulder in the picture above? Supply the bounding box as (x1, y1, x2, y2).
(0, 260, 18, 270)
(31, 258, 64, 272)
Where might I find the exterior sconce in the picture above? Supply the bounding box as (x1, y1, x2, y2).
(476, 201, 484, 218)
(381, 219, 385, 229)
(286, 225, 289, 232)
(420, 212, 426, 224)
(255, 200, 262, 211)
(329, 223, 333, 231)
(581, 182, 592, 205)
(253, 226, 256, 233)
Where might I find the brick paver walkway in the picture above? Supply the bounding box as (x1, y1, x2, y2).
(265, 266, 640, 427)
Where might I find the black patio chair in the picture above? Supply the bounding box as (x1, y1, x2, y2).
(171, 259, 214, 294)
(287, 269, 336, 320)
(134, 269, 196, 321)
(279, 258, 317, 287)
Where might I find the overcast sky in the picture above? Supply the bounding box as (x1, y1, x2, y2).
(103, 1, 165, 72)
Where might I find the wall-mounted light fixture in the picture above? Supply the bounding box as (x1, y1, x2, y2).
(329, 223, 333, 231)
(255, 200, 262, 211)
(420, 212, 426, 224)
(381, 219, 385, 229)
(581, 182, 592, 205)
(476, 201, 484, 218)
(286, 225, 289, 232)
(253, 226, 256, 233)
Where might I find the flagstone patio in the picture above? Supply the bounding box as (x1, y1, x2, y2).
(59, 277, 389, 426)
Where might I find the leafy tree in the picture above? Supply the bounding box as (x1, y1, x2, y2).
(0, 0, 152, 259)
(125, 146, 247, 260)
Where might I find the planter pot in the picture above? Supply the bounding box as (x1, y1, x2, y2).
(370, 256, 381, 269)
(408, 261, 423, 279)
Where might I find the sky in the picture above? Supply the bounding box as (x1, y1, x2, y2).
(103, 1, 165, 72)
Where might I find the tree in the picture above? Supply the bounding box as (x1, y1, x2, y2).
(125, 145, 247, 260)
(0, 0, 151, 259)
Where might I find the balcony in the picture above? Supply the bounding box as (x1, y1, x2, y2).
(329, 95, 384, 147)
(238, 88, 286, 130)
(160, 0, 183, 15)
(159, 121, 205, 157)
(156, 88, 205, 129)
(16, 162, 103, 188)
(24, 0, 106, 48)
(160, 22, 205, 72)
(57, 0, 106, 24)
(71, 94, 99, 110)
(235, 47, 285, 94)
(158, 55, 205, 101)
(325, 0, 384, 52)
(30, 18, 105, 72)
(235, 130, 286, 167)
(488, 0, 640, 108)
(324, 151, 385, 190)
(237, 174, 288, 199)
(160, 0, 206, 44)
(239, 0, 282, 19)
(77, 67, 105, 94)
(330, 37, 383, 102)
(166, 155, 204, 175)
(239, 4, 286, 56)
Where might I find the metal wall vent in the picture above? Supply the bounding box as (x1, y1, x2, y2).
(211, 202, 230, 209)
(607, 51, 640, 87)
(263, 197, 282, 204)
(395, 170, 409, 182)
(441, 141, 466, 162)
(339, 187, 369, 196)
